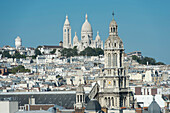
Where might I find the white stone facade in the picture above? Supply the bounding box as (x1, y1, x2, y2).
(15, 36, 22, 49)
(63, 15, 72, 48)
(94, 14, 132, 109)
(63, 14, 103, 51)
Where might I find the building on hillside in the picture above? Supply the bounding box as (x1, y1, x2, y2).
(127, 51, 142, 58)
(15, 36, 22, 49)
(63, 14, 103, 51)
(39, 45, 63, 56)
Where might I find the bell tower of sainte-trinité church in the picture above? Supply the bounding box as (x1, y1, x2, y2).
(96, 12, 132, 109)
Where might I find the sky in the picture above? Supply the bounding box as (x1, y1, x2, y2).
(0, 0, 170, 64)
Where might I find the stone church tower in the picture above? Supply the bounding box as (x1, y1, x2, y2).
(63, 15, 72, 48)
(88, 13, 132, 110)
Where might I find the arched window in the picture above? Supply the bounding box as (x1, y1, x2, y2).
(77, 95, 79, 102)
(65, 29, 66, 32)
(111, 27, 112, 32)
(108, 97, 110, 107)
(80, 95, 82, 102)
(112, 97, 114, 106)
(113, 53, 117, 66)
(114, 80, 116, 86)
(114, 43, 116, 47)
(108, 53, 111, 67)
(113, 28, 115, 32)
(120, 53, 122, 67)
(109, 43, 110, 47)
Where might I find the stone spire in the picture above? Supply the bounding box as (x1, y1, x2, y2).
(85, 13, 88, 21)
(63, 14, 72, 48)
(109, 11, 118, 36)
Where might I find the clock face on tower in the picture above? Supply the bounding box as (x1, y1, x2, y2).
(107, 80, 112, 86)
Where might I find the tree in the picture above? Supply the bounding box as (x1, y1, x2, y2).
(12, 51, 26, 59)
(35, 48, 42, 56)
(50, 49, 56, 54)
(155, 62, 165, 65)
(2, 51, 12, 58)
(72, 46, 78, 56)
(95, 48, 104, 56)
(8, 65, 30, 74)
(60, 47, 78, 57)
(79, 47, 104, 56)
(132, 55, 165, 65)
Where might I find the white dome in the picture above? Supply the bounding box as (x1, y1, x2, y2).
(15, 36, 21, 41)
(95, 31, 101, 41)
(64, 15, 70, 26)
(15, 36, 22, 48)
(81, 14, 92, 32)
(109, 17, 117, 27)
(73, 32, 79, 43)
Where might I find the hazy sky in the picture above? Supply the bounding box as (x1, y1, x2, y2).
(0, 0, 170, 64)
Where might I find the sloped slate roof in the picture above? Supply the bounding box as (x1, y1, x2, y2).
(86, 99, 101, 111)
(148, 99, 161, 113)
(0, 92, 89, 109)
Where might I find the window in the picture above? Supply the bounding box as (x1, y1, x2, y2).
(113, 53, 117, 66)
(114, 80, 116, 86)
(114, 43, 116, 47)
(108, 97, 110, 107)
(108, 53, 111, 67)
(113, 28, 115, 32)
(77, 95, 79, 102)
(112, 97, 114, 106)
(80, 95, 82, 102)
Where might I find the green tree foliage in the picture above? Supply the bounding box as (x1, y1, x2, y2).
(2, 51, 12, 58)
(132, 55, 165, 65)
(72, 46, 78, 56)
(60, 46, 78, 57)
(50, 49, 56, 54)
(79, 47, 104, 56)
(61, 47, 103, 57)
(2, 51, 26, 59)
(35, 48, 42, 56)
(8, 65, 30, 74)
(155, 62, 165, 65)
(12, 51, 26, 59)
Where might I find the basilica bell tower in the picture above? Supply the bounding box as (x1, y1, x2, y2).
(96, 12, 132, 109)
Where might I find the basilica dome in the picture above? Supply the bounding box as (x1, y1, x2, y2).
(109, 17, 117, 27)
(15, 36, 21, 41)
(81, 14, 92, 32)
(95, 31, 101, 41)
(73, 32, 79, 43)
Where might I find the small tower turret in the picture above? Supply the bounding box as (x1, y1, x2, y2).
(75, 83, 85, 109)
